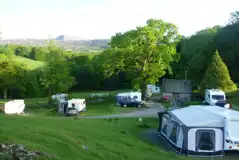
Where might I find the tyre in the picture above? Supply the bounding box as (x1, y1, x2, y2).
(123, 104, 127, 108)
(137, 104, 142, 108)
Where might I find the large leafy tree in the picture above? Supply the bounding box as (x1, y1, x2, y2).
(40, 42, 76, 103)
(102, 19, 181, 99)
(200, 50, 237, 93)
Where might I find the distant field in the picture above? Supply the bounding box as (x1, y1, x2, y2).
(11, 56, 45, 70)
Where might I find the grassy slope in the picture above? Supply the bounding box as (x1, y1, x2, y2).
(11, 55, 45, 70)
(0, 115, 194, 160)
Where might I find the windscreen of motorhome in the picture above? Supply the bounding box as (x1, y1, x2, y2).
(212, 95, 225, 101)
(229, 120, 239, 139)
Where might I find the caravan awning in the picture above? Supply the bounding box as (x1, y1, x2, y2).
(170, 105, 224, 127)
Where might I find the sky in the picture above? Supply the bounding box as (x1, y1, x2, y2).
(0, 0, 238, 39)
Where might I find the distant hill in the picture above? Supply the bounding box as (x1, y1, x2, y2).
(0, 37, 109, 52)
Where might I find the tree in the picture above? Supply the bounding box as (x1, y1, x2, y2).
(215, 19, 239, 82)
(102, 19, 181, 99)
(228, 11, 239, 24)
(175, 26, 220, 88)
(200, 50, 237, 93)
(0, 59, 17, 99)
(40, 44, 76, 103)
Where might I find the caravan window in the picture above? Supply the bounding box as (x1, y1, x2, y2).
(161, 115, 169, 136)
(196, 130, 215, 152)
(133, 96, 137, 99)
(169, 121, 179, 144)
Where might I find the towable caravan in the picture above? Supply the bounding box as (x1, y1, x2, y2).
(4, 100, 25, 114)
(52, 93, 68, 102)
(200, 106, 239, 151)
(58, 99, 86, 116)
(115, 92, 142, 103)
(158, 105, 225, 157)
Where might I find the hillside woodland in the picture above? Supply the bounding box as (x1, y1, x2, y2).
(0, 11, 239, 100)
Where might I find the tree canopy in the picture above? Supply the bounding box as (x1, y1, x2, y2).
(102, 19, 181, 99)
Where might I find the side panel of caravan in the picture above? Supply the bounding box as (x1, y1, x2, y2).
(188, 128, 223, 154)
(160, 113, 185, 153)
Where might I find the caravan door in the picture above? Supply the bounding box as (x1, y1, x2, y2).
(188, 128, 223, 154)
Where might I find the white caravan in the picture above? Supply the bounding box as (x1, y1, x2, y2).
(116, 92, 142, 104)
(147, 84, 160, 94)
(4, 100, 25, 114)
(204, 89, 226, 105)
(58, 99, 86, 115)
(200, 106, 239, 151)
(52, 93, 68, 103)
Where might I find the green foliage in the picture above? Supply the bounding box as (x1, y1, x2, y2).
(0, 59, 18, 98)
(228, 10, 239, 24)
(103, 19, 181, 99)
(0, 54, 7, 61)
(175, 27, 219, 86)
(215, 19, 239, 82)
(200, 51, 237, 93)
(40, 46, 76, 103)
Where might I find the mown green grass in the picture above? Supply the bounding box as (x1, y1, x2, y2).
(11, 55, 45, 70)
(0, 115, 184, 160)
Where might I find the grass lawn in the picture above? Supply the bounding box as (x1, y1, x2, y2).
(11, 55, 45, 70)
(0, 115, 198, 160)
(0, 90, 143, 116)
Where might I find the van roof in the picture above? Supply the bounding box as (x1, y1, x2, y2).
(170, 105, 224, 127)
(206, 89, 225, 94)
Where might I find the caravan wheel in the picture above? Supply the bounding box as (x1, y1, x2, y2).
(123, 104, 127, 108)
(137, 104, 142, 108)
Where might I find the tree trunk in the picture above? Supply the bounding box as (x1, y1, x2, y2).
(3, 88, 7, 99)
(48, 87, 52, 104)
(141, 82, 148, 101)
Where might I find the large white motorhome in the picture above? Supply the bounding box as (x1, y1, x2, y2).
(204, 89, 226, 106)
(200, 106, 239, 151)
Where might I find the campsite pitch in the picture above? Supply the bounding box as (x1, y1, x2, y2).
(0, 90, 144, 117)
(0, 115, 182, 160)
(1, 115, 238, 160)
